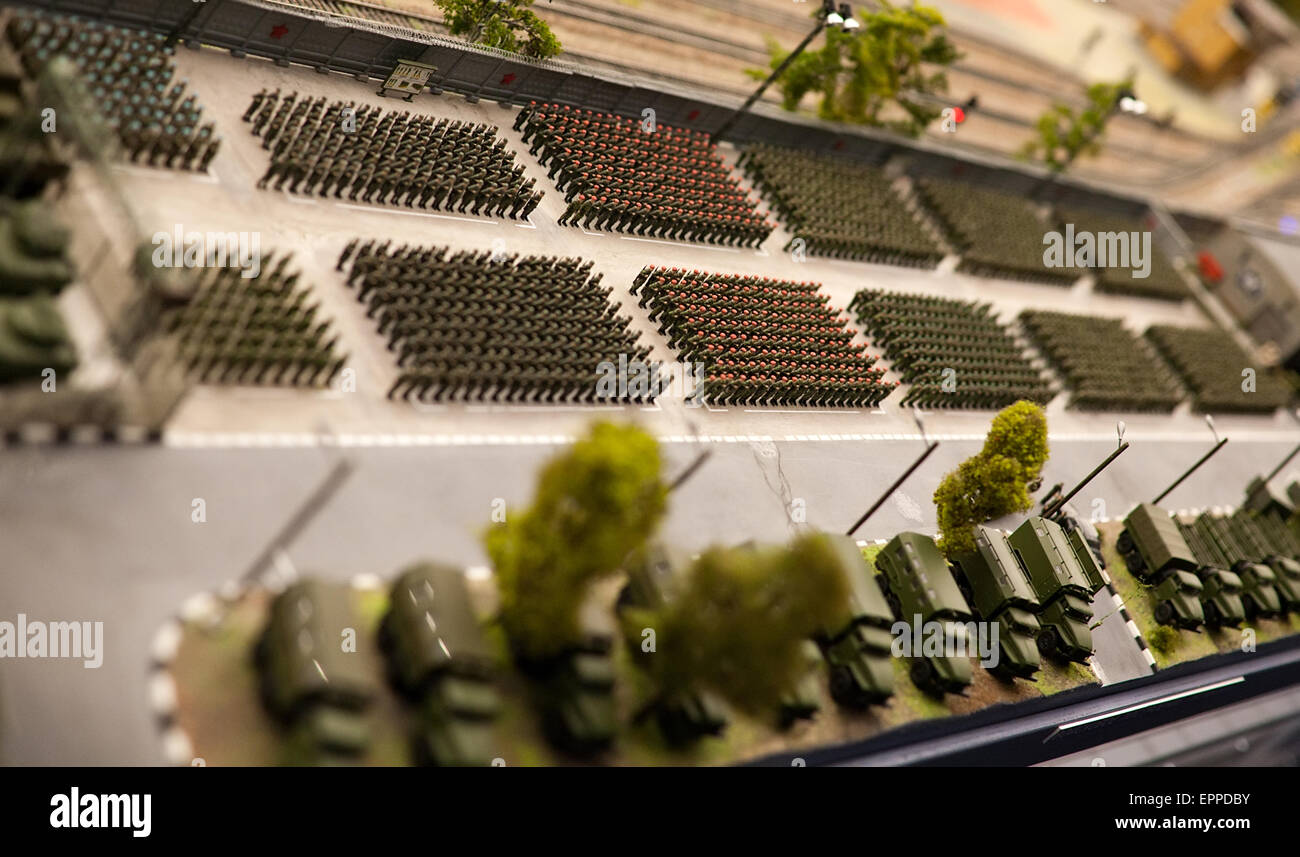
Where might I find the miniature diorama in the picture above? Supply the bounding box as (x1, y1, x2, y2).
(3, 1, 1300, 775)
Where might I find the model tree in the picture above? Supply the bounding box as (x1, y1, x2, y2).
(643, 534, 850, 715)
(435, 0, 561, 60)
(1019, 79, 1133, 172)
(933, 400, 1050, 555)
(755, 1, 961, 138)
(487, 421, 666, 662)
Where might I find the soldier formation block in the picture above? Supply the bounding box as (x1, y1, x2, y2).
(1020, 310, 1182, 412)
(633, 266, 892, 407)
(1054, 206, 1187, 301)
(520, 102, 773, 247)
(7, 10, 220, 171)
(162, 252, 347, 388)
(851, 289, 1051, 409)
(913, 176, 1074, 286)
(339, 241, 649, 404)
(738, 144, 943, 268)
(1146, 324, 1291, 414)
(246, 91, 542, 220)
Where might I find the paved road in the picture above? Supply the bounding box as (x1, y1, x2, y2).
(2, 435, 1296, 764)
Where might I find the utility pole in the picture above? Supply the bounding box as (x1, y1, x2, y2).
(709, 2, 857, 146)
(846, 409, 937, 537)
(1153, 415, 1228, 506)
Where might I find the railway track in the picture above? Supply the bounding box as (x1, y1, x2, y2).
(271, 0, 1226, 186)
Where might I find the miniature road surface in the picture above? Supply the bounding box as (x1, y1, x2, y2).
(1, 435, 1296, 765)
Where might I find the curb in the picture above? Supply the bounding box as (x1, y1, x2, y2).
(0, 425, 162, 448)
(147, 582, 249, 766)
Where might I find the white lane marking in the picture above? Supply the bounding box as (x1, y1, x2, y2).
(335, 202, 497, 225)
(162, 428, 1300, 449)
(619, 235, 741, 253)
(743, 409, 861, 415)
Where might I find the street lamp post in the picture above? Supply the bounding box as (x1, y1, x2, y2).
(1035, 85, 1145, 202)
(709, 1, 858, 146)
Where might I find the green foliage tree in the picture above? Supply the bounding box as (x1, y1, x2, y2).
(982, 399, 1049, 481)
(753, 1, 961, 138)
(487, 422, 666, 661)
(645, 533, 850, 715)
(435, 0, 561, 60)
(933, 400, 1050, 555)
(1019, 79, 1132, 172)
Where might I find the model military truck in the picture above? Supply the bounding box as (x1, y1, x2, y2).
(1262, 555, 1300, 612)
(1244, 475, 1294, 520)
(948, 525, 1041, 680)
(1195, 513, 1282, 619)
(1064, 525, 1107, 593)
(779, 641, 826, 728)
(1007, 516, 1100, 664)
(254, 580, 377, 765)
(1118, 503, 1200, 584)
(1150, 571, 1205, 630)
(379, 563, 500, 766)
(0, 200, 75, 296)
(875, 531, 974, 696)
(1177, 520, 1247, 628)
(1117, 504, 1206, 628)
(1225, 510, 1271, 560)
(1225, 511, 1297, 615)
(0, 294, 76, 384)
(1249, 506, 1300, 558)
(616, 542, 728, 744)
(522, 586, 618, 758)
(1235, 482, 1300, 611)
(1244, 476, 1300, 555)
(1232, 508, 1293, 560)
(813, 533, 896, 708)
(1040, 484, 1106, 570)
(536, 641, 617, 757)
